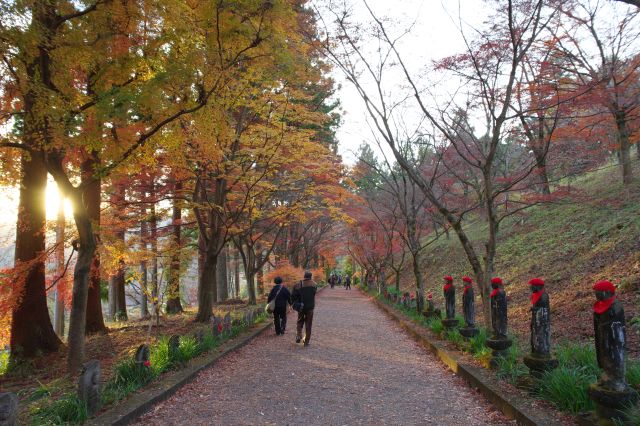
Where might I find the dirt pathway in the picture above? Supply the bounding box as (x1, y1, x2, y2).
(136, 288, 512, 425)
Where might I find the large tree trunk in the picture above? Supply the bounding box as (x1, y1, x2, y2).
(82, 155, 106, 334)
(53, 196, 66, 337)
(615, 110, 633, 185)
(216, 246, 228, 302)
(533, 149, 551, 195)
(10, 154, 61, 359)
(166, 183, 183, 314)
(66, 190, 98, 373)
(195, 248, 217, 322)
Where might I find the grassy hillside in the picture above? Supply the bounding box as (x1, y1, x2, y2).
(415, 165, 640, 356)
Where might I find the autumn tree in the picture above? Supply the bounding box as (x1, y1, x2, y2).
(318, 0, 562, 326)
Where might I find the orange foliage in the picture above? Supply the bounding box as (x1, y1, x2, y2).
(265, 260, 324, 287)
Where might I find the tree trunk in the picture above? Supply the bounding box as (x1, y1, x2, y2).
(10, 154, 61, 359)
(54, 196, 66, 337)
(246, 270, 256, 305)
(149, 198, 159, 317)
(195, 249, 217, 322)
(66, 191, 98, 373)
(166, 184, 183, 314)
(108, 182, 127, 321)
(234, 248, 240, 298)
(82, 155, 106, 334)
(533, 150, 551, 195)
(216, 246, 228, 302)
(256, 253, 264, 296)
(139, 219, 149, 318)
(615, 111, 633, 185)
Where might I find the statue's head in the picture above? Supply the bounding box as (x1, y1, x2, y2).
(593, 280, 615, 301)
(443, 275, 453, 284)
(528, 277, 544, 293)
(462, 276, 473, 285)
(490, 277, 503, 289)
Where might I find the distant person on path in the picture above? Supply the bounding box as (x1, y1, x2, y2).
(267, 277, 291, 335)
(291, 270, 317, 346)
(345, 274, 351, 290)
(329, 274, 335, 289)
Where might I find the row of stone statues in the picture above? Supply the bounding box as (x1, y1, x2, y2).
(436, 275, 636, 423)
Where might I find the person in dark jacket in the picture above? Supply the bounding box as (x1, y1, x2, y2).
(291, 270, 317, 346)
(267, 277, 291, 335)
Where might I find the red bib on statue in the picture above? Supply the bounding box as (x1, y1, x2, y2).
(531, 290, 544, 305)
(593, 297, 615, 314)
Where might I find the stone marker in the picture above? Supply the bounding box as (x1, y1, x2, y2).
(442, 275, 458, 329)
(77, 360, 101, 416)
(485, 277, 512, 367)
(135, 344, 150, 366)
(169, 335, 180, 359)
(0, 392, 18, 426)
(523, 278, 558, 377)
(586, 280, 637, 422)
(459, 276, 479, 338)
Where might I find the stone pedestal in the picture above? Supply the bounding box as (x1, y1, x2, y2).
(78, 360, 101, 416)
(459, 326, 479, 338)
(442, 318, 459, 329)
(587, 383, 638, 423)
(523, 353, 558, 378)
(486, 337, 512, 367)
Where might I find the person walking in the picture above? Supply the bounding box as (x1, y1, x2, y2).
(344, 274, 351, 290)
(291, 270, 317, 346)
(267, 277, 290, 335)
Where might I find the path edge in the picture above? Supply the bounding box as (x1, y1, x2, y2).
(90, 320, 273, 426)
(366, 290, 565, 426)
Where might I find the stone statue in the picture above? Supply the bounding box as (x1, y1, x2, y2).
(459, 276, 478, 338)
(169, 335, 180, 358)
(523, 278, 557, 377)
(422, 292, 441, 319)
(586, 280, 637, 422)
(135, 344, 150, 366)
(0, 393, 18, 426)
(77, 360, 101, 416)
(442, 276, 458, 328)
(486, 277, 512, 366)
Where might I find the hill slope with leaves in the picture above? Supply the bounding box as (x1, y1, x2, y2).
(417, 165, 640, 356)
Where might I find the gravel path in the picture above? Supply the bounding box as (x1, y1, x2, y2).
(136, 288, 512, 425)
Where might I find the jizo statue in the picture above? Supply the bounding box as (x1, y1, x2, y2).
(523, 278, 557, 376)
(586, 280, 637, 422)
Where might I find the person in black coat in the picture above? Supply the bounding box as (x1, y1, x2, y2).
(267, 277, 291, 335)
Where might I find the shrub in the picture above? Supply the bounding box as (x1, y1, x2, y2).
(627, 359, 640, 389)
(536, 366, 596, 413)
(468, 328, 488, 355)
(30, 394, 88, 425)
(555, 342, 599, 376)
(428, 317, 444, 335)
(496, 345, 527, 384)
(445, 330, 465, 350)
(178, 336, 198, 362)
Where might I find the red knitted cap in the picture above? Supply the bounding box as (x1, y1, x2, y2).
(593, 280, 615, 293)
(443, 275, 453, 282)
(462, 276, 473, 283)
(528, 278, 545, 286)
(491, 277, 503, 285)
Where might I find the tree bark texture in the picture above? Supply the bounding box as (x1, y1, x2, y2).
(81, 155, 106, 334)
(166, 184, 183, 314)
(216, 246, 228, 302)
(10, 154, 61, 358)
